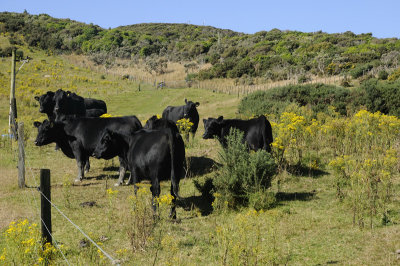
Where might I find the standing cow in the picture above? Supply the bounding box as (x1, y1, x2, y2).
(162, 99, 200, 140)
(93, 128, 185, 219)
(34, 116, 142, 184)
(202, 115, 273, 152)
(34, 91, 56, 121)
(35, 89, 107, 122)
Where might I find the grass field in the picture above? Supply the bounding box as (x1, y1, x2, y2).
(0, 47, 399, 265)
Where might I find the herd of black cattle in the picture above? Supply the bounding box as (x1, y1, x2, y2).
(33, 89, 273, 218)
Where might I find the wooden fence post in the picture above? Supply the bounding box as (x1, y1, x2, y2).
(40, 169, 52, 245)
(17, 122, 25, 188)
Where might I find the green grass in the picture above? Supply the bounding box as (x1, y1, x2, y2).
(0, 48, 399, 265)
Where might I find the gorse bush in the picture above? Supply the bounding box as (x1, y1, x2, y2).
(238, 83, 359, 117)
(213, 129, 277, 209)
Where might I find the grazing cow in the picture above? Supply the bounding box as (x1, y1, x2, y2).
(34, 91, 56, 121)
(34, 116, 142, 184)
(202, 115, 273, 152)
(92, 128, 185, 219)
(162, 99, 200, 138)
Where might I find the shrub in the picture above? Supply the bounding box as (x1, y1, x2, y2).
(213, 129, 277, 209)
(362, 79, 400, 116)
(349, 63, 373, 79)
(238, 83, 355, 117)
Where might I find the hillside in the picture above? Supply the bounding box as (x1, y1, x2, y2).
(1, 11, 400, 87)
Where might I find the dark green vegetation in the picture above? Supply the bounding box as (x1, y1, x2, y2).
(2, 11, 400, 84)
(239, 81, 400, 117)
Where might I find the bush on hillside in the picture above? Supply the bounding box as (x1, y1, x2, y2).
(361, 79, 400, 116)
(213, 129, 277, 210)
(238, 83, 357, 116)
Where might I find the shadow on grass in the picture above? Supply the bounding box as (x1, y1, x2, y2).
(102, 166, 120, 172)
(185, 156, 218, 178)
(286, 164, 328, 178)
(177, 194, 214, 216)
(275, 191, 316, 202)
(85, 174, 120, 181)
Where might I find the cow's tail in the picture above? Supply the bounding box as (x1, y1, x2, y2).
(261, 115, 273, 152)
(167, 129, 181, 199)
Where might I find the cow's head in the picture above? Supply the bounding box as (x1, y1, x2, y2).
(33, 119, 58, 146)
(183, 99, 200, 119)
(93, 129, 120, 160)
(34, 91, 55, 114)
(144, 115, 158, 130)
(53, 89, 68, 121)
(202, 116, 224, 139)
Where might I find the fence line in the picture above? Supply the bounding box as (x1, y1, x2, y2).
(126, 74, 344, 96)
(24, 160, 70, 265)
(36, 188, 120, 265)
(24, 155, 113, 265)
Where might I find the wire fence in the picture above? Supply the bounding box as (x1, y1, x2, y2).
(15, 152, 120, 265)
(123, 74, 345, 96)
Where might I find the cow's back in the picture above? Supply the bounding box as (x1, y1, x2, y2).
(162, 106, 184, 123)
(65, 116, 142, 150)
(84, 98, 107, 113)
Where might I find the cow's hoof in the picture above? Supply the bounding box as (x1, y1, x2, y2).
(114, 182, 122, 187)
(74, 178, 82, 183)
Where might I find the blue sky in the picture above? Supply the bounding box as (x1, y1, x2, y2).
(2, 0, 399, 38)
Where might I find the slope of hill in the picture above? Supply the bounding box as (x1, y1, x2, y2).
(1, 11, 400, 86)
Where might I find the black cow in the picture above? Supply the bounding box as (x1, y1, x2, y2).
(92, 128, 185, 219)
(144, 115, 179, 134)
(83, 97, 107, 113)
(35, 89, 107, 122)
(162, 99, 200, 139)
(34, 91, 56, 121)
(202, 115, 273, 152)
(53, 89, 87, 122)
(34, 116, 142, 184)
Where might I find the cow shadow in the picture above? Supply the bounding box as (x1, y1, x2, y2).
(185, 156, 218, 178)
(286, 164, 328, 178)
(102, 166, 119, 172)
(275, 191, 316, 202)
(177, 177, 215, 216)
(86, 173, 120, 181)
(177, 194, 214, 216)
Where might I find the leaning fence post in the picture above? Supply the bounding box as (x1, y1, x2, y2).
(40, 169, 52, 245)
(17, 122, 25, 188)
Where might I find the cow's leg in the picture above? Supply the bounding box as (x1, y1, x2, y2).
(150, 178, 160, 214)
(75, 157, 85, 182)
(169, 183, 177, 219)
(115, 157, 127, 186)
(130, 169, 139, 195)
(84, 158, 90, 173)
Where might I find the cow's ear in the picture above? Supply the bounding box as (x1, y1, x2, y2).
(217, 116, 224, 122)
(34, 96, 40, 101)
(33, 121, 41, 128)
(184, 98, 188, 104)
(195, 102, 200, 107)
(203, 118, 207, 124)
